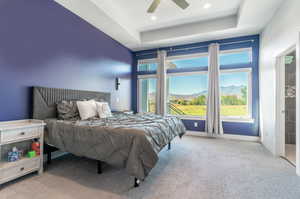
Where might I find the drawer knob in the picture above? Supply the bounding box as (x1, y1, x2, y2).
(20, 167, 24, 171)
(20, 132, 25, 136)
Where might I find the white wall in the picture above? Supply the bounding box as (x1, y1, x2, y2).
(260, 0, 300, 154)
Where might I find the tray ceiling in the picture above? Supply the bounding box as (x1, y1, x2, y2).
(55, 0, 284, 51)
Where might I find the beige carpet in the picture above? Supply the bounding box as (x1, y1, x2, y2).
(1, 136, 300, 199)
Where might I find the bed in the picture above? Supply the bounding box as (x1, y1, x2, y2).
(32, 87, 186, 187)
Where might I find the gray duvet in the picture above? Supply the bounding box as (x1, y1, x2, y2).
(45, 113, 186, 179)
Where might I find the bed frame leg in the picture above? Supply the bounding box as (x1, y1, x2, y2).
(168, 142, 171, 150)
(97, 160, 103, 174)
(47, 151, 52, 164)
(134, 178, 140, 187)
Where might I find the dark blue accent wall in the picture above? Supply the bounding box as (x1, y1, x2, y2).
(0, 0, 133, 121)
(132, 35, 260, 136)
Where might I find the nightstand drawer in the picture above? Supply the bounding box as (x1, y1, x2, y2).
(0, 128, 41, 144)
(0, 157, 40, 183)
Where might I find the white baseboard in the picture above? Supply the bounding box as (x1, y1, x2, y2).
(185, 131, 261, 142)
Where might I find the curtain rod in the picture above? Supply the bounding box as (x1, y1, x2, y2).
(136, 39, 255, 57)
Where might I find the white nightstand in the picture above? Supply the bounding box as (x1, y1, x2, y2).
(0, 120, 45, 185)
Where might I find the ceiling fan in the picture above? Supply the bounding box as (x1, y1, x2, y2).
(147, 0, 190, 13)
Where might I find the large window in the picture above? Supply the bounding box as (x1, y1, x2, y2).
(167, 72, 208, 117)
(166, 54, 208, 70)
(137, 48, 253, 121)
(220, 69, 252, 119)
(138, 77, 157, 113)
(220, 48, 252, 65)
(166, 69, 252, 119)
(137, 59, 158, 72)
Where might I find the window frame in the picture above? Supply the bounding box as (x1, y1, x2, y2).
(166, 70, 208, 120)
(137, 58, 159, 72)
(137, 74, 158, 113)
(219, 68, 253, 122)
(165, 68, 252, 121)
(166, 52, 209, 61)
(167, 71, 207, 77)
(166, 52, 209, 72)
(137, 58, 159, 65)
(219, 47, 253, 65)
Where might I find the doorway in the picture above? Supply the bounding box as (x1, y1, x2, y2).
(284, 50, 297, 165)
(275, 46, 297, 168)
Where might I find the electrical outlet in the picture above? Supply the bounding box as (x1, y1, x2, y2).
(194, 122, 198, 127)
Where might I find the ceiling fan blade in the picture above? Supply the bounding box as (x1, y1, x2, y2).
(172, 0, 189, 9)
(147, 0, 161, 13)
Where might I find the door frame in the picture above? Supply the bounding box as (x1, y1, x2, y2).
(275, 44, 298, 173)
(275, 52, 287, 157)
(296, 33, 300, 175)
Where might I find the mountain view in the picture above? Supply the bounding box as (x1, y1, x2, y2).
(147, 85, 248, 117)
(169, 85, 245, 100)
(149, 85, 246, 101)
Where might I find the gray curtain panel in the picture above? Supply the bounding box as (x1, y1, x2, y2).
(157, 50, 167, 116)
(205, 43, 223, 136)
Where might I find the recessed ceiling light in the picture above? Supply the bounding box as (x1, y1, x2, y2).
(203, 3, 211, 9)
(151, 16, 157, 21)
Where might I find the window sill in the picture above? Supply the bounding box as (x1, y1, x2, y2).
(175, 115, 254, 123)
(222, 118, 254, 123)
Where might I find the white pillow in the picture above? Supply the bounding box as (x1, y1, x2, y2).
(95, 102, 112, 118)
(77, 100, 97, 120)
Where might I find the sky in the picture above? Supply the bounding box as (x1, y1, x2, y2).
(168, 72, 248, 95)
(141, 51, 250, 95)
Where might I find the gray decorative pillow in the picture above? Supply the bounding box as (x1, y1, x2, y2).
(57, 100, 80, 120)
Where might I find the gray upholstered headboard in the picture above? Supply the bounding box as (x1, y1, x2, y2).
(32, 87, 111, 120)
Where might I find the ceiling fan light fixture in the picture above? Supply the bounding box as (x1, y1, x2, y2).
(147, 0, 161, 13)
(147, 0, 189, 13)
(151, 16, 157, 21)
(203, 3, 212, 9)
